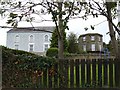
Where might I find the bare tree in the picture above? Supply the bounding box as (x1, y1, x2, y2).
(85, 0, 120, 59)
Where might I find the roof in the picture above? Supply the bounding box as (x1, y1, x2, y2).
(79, 33, 103, 37)
(7, 26, 55, 33)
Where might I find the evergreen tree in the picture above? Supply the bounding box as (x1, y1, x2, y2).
(67, 32, 78, 53)
(50, 29, 68, 52)
(50, 29, 58, 48)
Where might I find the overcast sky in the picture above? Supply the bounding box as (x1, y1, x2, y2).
(0, 0, 119, 46)
(0, 15, 113, 46)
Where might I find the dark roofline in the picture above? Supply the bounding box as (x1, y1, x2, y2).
(79, 33, 103, 37)
(7, 26, 55, 33)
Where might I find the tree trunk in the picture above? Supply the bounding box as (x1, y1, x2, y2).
(58, 2, 64, 59)
(106, 2, 119, 59)
(58, 35, 64, 59)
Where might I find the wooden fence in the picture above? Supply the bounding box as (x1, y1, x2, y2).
(2, 58, 120, 89)
(26, 58, 120, 88)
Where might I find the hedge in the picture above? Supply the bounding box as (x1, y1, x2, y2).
(2, 46, 57, 88)
(46, 48, 58, 58)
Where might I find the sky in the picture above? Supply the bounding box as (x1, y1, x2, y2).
(0, 15, 112, 46)
(0, 0, 119, 46)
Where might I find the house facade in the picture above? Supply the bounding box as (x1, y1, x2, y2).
(6, 26, 55, 55)
(78, 33, 103, 52)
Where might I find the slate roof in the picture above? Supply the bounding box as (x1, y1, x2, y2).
(79, 33, 103, 37)
(7, 26, 55, 33)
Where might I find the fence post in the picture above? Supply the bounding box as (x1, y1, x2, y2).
(86, 59, 91, 86)
(43, 69, 47, 88)
(70, 59, 74, 88)
(117, 59, 120, 88)
(114, 58, 120, 88)
(75, 59, 80, 88)
(98, 59, 102, 87)
(92, 59, 97, 87)
(109, 59, 114, 87)
(81, 59, 85, 87)
(63, 59, 69, 88)
(53, 61, 59, 88)
(103, 58, 108, 87)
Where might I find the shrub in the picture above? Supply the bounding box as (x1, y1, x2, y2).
(46, 48, 58, 58)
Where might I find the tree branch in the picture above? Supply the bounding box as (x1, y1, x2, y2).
(46, 1, 61, 39)
(65, 2, 74, 21)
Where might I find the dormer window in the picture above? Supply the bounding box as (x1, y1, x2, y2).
(15, 35, 19, 43)
(45, 35, 48, 42)
(91, 36, 95, 41)
(29, 35, 34, 43)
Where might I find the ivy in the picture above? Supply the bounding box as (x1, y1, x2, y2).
(2, 46, 57, 88)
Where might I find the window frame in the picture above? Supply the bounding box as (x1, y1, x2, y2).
(15, 35, 19, 43)
(98, 36, 101, 41)
(28, 43, 34, 52)
(91, 36, 95, 41)
(29, 35, 34, 43)
(44, 44, 49, 51)
(44, 35, 49, 42)
(91, 44, 95, 51)
(99, 44, 102, 51)
(83, 36, 86, 41)
(83, 44, 86, 51)
(15, 44, 19, 50)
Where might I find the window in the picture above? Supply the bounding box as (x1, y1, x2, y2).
(83, 37, 86, 41)
(29, 44, 34, 52)
(91, 44, 95, 51)
(29, 35, 34, 43)
(15, 35, 19, 43)
(45, 35, 48, 42)
(15, 45, 19, 50)
(98, 37, 101, 41)
(99, 45, 102, 51)
(83, 45, 86, 51)
(44, 44, 48, 51)
(91, 36, 95, 41)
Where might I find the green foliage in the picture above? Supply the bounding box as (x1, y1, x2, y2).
(2, 46, 57, 88)
(9, 13, 18, 19)
(46, 48, 58, 58)
(105, 2, 117, 9)
(67, 32, 79, 54)
(50, 29, 58, 48)
(50, 29, 68, 51)
(103, 41, 113, 54)
(79, 50, 87, 54)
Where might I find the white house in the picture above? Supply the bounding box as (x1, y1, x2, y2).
(6, 26, 55, 55)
